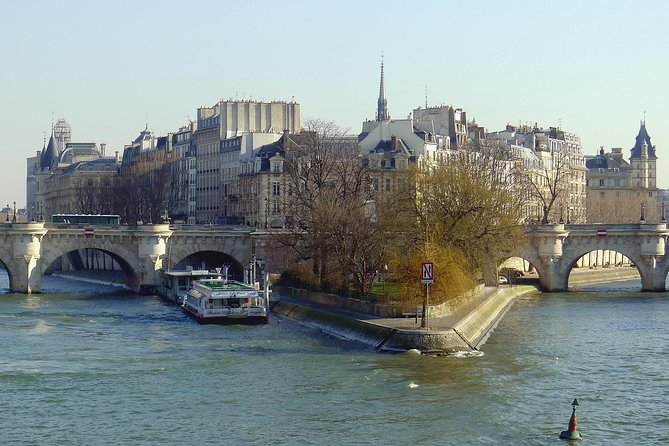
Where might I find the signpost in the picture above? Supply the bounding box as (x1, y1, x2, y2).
(421, 262, 434, 328)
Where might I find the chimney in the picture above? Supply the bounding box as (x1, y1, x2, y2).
(100, 143, 106, 156)
(391, 135, 397, 150)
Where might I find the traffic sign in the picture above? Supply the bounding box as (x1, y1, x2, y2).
(421, 262, 434, 284)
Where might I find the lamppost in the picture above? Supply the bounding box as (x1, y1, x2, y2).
(264, 197, 268, 229)
(12, 202, 16, 223)
(5, 204, 8, 222)
(31, 204, 34, 222)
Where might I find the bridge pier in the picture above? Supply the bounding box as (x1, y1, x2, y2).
(11, 224, 47, 293)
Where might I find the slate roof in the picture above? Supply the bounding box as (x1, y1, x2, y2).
(585, 153, 629, 171)
(40, 134, 59, 168)
(630, 122, 657, 159)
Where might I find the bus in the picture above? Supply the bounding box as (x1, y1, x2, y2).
(50, 214, 121, 225)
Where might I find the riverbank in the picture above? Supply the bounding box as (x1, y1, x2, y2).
(50, 270, 128, 289)
(273, 285, 536, 354)
(273, 266, 643, 355)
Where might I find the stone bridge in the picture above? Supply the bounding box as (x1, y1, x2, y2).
(1, 222, 666, 294)
(514, 223, 669, 291)
(0, 223, 274, 293)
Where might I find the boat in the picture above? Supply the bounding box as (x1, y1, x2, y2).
(159, 268, 218, 304)
(181, 276, 270, 325)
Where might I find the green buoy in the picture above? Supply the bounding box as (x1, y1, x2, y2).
(559, 399, 583, 440)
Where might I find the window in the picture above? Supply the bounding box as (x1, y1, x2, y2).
(385, 178, 391, 191)
(599, 179, 605, 186)
(272, 182, 280, 196)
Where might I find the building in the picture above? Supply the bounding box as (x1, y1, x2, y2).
(412, 105, 468, 150)
(30, 122, 120, 220)
(585, 121, 659, 223)
(359, 59, 453, 173)
(171, 122, 196, 223)
(487, 124, 587, 223)
(193, 100, 301, 224)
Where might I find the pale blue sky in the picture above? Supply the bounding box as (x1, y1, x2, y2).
(2, 0, 668, 208)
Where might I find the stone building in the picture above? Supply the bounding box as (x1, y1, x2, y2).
(193, 100, 301, 224)
(487, 124, 588, 224)
(585, 121, 659, 223)
(412, 104, 468, 150)
(30, 128, 120, 220)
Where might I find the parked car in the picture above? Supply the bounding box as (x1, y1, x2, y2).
(498, 275, 508, 284)
(499, 267, 524, 281)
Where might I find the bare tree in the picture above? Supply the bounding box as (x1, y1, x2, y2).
(514, 149, 571, 224)
(278, 119, 396, 295)
(117, 150, 178, 224)
(73, 176, 117, 215)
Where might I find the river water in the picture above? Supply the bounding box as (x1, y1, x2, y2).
(0, 274, 667, 445)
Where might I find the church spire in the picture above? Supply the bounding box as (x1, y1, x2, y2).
(376, 54, 390, 121)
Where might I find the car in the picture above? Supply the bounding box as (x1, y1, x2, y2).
(499, 267, 524, 281)
(498, 275, 508, 284)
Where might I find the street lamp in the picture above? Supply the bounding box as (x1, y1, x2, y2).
(31, 204, 34, 222)
(5, 204, 8, 222)
(12, 202, 16, 223)
(264, 197, 268, 229)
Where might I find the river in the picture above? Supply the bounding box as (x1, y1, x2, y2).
(0, 273, 667, 445)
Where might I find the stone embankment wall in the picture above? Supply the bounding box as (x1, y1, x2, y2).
(274, 284, 485, 319)
(272, 285, 537, 354)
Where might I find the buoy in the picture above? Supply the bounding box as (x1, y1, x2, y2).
(559, 399, 583, 440)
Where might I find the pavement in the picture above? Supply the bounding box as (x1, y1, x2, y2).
(276, 265, 640, 332)
(277, 285, 501, 332)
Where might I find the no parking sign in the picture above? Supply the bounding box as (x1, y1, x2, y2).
(421, 262, 434, 284)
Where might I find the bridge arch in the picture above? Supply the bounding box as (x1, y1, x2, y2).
(561, 248, 644, 290)
(40, 241, 142, 292)
(500, 242, 546, 283)
(0, 244, 20, 292)
(167, 250, 245, 281)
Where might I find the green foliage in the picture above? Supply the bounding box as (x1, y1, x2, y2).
(388, 142, 526, 303)
(390, 243, 475, 306)
(278, 263, 319, 289)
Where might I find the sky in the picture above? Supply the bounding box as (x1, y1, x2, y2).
(2, 0, 669, 208)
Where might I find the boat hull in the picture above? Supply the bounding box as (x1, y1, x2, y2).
(181, 306, 269, 325)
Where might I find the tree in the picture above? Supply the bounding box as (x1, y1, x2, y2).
(117, 150, 178, 224)
(277, 119, 397, 296)
(392, 140, 525, 293)
(514, 148, 572, 224)
(73, 175, 116, 215)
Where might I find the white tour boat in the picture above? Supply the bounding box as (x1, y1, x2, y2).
(182, 276, 270, 325)
(159, 268, 218, 304)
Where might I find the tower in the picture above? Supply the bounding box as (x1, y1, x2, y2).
(629, 120, 657, 189)
(376, 55, 390, 122)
